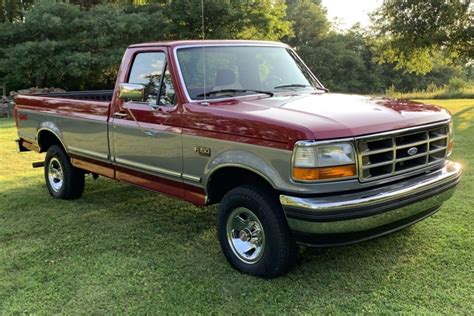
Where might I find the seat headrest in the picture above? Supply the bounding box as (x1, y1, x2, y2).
(215, 69, 236, 86)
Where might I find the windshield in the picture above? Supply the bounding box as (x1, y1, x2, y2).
(176, 46, 324, 100)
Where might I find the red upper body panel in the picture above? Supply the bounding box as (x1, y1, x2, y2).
(165, 41, 450, 146)
(15, 40, 452, 150)
(184, 92, 450, 146)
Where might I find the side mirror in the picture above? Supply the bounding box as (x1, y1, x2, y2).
(118, 83, 145, 102)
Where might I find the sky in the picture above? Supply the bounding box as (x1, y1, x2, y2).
(321, 0, 383, 30)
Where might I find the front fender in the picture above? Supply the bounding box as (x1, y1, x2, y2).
(203, 149, 288, 190)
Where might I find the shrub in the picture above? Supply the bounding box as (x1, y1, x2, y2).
(426, 82, 439, 93)
(446, 77, 468, 93)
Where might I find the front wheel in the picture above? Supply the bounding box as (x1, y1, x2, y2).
(217, 185, 298, 278)
(44, 145, 85, 199)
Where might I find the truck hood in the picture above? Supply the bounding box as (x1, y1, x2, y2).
(233, 93, 451, 140)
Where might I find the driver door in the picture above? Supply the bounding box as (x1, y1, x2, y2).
(111, 49, 183, 196)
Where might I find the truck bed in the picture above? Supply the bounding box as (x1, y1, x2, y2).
(35, 90, 114, 102)
(15, 91, 112, 160)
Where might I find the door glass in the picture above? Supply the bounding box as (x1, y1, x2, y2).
(128, 52, 166, 104)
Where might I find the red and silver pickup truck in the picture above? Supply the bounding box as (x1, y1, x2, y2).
(14, 40, 462, 278)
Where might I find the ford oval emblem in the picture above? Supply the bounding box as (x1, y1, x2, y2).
(407, 147, 418, 156)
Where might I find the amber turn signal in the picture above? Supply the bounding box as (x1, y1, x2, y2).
(448, 142, 454, 155)
(292, 164, 357, 181)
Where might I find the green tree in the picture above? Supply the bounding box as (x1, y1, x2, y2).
(0, 1, 294, 91)
(0, 2, 168, 90)
(296, 25, 466, 94)
(299, 29, 381, 93)
(164, 0, 292, 40)
(68, 0, 102, 9)
(371, 0, 473, 74)
(0, 0, 34, 22)
(285, 0, 329, 46)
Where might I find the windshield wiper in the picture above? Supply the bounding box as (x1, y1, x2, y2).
(274, 84, 311, 89)
(274, 84, 329, 92)
(196, 89, 274, 98)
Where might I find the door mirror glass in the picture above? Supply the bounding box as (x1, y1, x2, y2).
(118, 83, 145, 102)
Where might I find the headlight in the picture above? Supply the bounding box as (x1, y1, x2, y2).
(292, 141, 357, 181)
(448, 121, 454, 157)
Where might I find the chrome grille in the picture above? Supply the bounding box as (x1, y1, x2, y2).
(357, 123, 449, 182)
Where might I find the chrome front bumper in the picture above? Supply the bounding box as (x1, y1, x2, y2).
(280, 161, 462, 246)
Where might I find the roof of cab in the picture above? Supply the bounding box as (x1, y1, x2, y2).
(128, 39, 290, 49)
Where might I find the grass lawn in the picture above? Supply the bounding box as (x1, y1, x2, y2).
(1, 99, 473, 313)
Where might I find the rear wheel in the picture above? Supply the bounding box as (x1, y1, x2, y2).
(44, 145, 84, 199)
(217, 185, 298, 278)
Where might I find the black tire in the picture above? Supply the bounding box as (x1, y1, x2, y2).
(217, 185, 298, 278)
(44, 145, 85, 199)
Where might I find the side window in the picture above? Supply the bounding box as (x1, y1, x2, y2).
(128, 52, 166, 104)
(158, 65, 176, 106)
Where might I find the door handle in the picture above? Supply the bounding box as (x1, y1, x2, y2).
(144, 130, 159, 137)
(114, 112, 128, 118)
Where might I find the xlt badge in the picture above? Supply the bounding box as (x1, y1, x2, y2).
(194, 146, 211, 157)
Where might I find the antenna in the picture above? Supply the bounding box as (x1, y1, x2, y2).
(201, 0, 205, 40)
(201, 0, 207, 102)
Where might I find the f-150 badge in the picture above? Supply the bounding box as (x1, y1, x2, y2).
(194, 146, 211, 157)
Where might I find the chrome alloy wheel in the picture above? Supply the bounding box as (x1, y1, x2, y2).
(226, 207, 265, 264)
(48, 157, 64, 192)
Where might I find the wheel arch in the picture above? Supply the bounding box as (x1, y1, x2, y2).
(37, 128, 67, 153)
(206, 165, 277, 205)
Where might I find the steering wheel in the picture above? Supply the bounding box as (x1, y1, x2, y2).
(263, 75, 284, 90)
